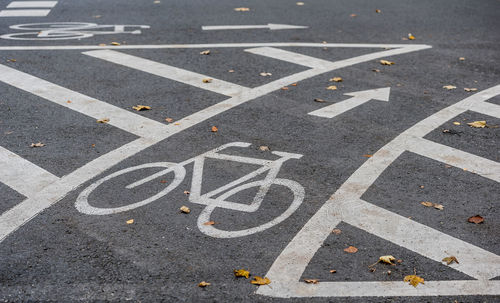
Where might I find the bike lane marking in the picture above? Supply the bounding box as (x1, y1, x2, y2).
(0, 43, 430, 243)
(256, 85, 500, 298)
(0, 9, 50, 17)
(244, 47, 334, 68)
(7, 1, 57, 8)
(82, 49, 251, 97)
(0, 146, 59, 197)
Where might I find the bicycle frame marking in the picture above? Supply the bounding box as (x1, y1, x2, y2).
(0, 22, 150, 40)
(76, 142, 305, 238)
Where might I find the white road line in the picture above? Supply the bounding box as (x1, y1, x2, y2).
(0, 44, 430, 243)
(469, 100, 500, 118)
(258, 84, 500, 298)
(202, 24, 308, 31)
(244, 47, 334, 69)
(0, 64, 169, 139)
(82, 50, 250, 97)
(7, 1, 57, 8)
(0, 9, 50, 17)
(0, 146, 59, 197)
(408, 137, 500, 183)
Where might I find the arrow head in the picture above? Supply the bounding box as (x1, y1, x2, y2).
(344, 87, 391, 101)
(267, 23, 309, 30)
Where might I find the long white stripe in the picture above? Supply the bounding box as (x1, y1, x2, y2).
(0, 9, 50, 16)
(470, 100, 500, 118)
(82, 50, 250, 97)
(0, 64, 169, 139)
(7, 1, 57, 8)
(245, 47, 334, 69)
(0, 146, 59, 197)
(0, 45, 431, 242)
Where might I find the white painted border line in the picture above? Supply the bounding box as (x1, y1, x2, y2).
(0, 42, 432, 51)
(82, 50, 250, 97)
(0, 44, 431, 243)
(245, 47, 334, 69)
(0, 146, 59, 197)
(0, 64, 169, 139)
(470, 100, 500, 119)
(7, 1, 57, 8)
(0, 9, 50, 17)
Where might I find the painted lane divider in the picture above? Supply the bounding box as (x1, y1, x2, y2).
(0, 1, 57, 17)
(202, 24, 308, 31)
(308, 87, 391, 118)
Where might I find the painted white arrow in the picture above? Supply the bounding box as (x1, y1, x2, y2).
(308, 87, 391, 118)
(201, 24, 308, 31)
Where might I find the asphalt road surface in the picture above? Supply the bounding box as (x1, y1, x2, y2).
(0, 0, 499, 302)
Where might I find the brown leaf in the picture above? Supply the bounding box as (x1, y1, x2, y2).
(464, 88, 478, 92)
(180, 206, 190, 214)
(66, 100, 72, 103)
(96, 118, 110, 123)
(202, 78, 213, 83)
(350, 13, 357, 17)
(467, 120, 486, 128)
(159, 180, 167, 184)
(200, 50, 210, 55)
(459, 57, 465, 61)
(408, 33, 415, 40)
(326, 85, 338, 90)
(132, 105, 151, 111)
(165, 117, 174, 123)
(203, 221, 216, 226)
(30, 142, 45, 147)
(281, 87, 289, 90)
(442, 256, 459, 265)
(329, 269, 337, 273)
(372, 69, 381, 72)
(375, 9, 381, 13)
(198, 281, 210, 287)
(184, 190, 190, 195)
(363, 154, 372, 158)
(380, 60, 395, 65)
(234, 269, 250, 278)
(211, 126, 218, 132)
(228, 69, 235, 73)
(304, 279, 319, 284)
(420, 201, 444, 210)
(314, 98, 326, 103)
(259, 146, 270, 151)
(404, 274, 424, 287)
(251, 276, 271, 285)
(332, 228, 342, 234)
(468, 215, 484, 224)
(291, 83, 298, 86)
(329, 77, 343, 82)
(344, 246, 358, 253)
(126, 219, 134, 224)
(234, 7, 250, 11)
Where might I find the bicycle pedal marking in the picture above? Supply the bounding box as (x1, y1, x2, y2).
(256, 85, 500, 298)
(0, 22, 150, 40)
(75, 142, 306, 238)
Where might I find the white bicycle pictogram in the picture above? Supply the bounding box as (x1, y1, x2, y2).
(0, 22, 150, 40)
(75, 142, 305, 238)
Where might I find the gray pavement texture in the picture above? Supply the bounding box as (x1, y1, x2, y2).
(0, 0, 499, 302)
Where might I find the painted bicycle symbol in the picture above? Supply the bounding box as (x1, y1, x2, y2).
(0, 22, 150, 40)
(76, 142, 305, 238)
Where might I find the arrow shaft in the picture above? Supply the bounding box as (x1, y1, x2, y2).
(308, 96, 370, 118)
(202, 25, 268, 31)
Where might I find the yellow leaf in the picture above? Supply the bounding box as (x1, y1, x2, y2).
(96, 118, 109, 123)
(467, 120, 486, 128)
(202, 78, 212, 83)
(404, 274, 424, 287)
(211, 126, 218, 132)
(30, 142, 45, 147)
(251, 276, 271, 285)
(453, 121, 461, 125)
(329, 77, 343, 82)
(234, 269, 250, 278)
(110, 42, 121, 46)
(198, 281, 210, 287)
(442, 256, 459, 265)
(296, 2, 305, 5)
(442, 85, 456, 90)
(408, 33, 415, 40)
(421, 201, 444, 210)
(126, 219, 134, 224)
(304, 279, 319, 284)
(464, 88, 478, 92)
(326, 85, 338, 90)
(379, 255, 396, 264)
(165, 117, 174, 123)
(234, 7, 250, 11)
(200, 50, 210, 55)
(180, 206, 190, 213)
(132, 105, 151, 111)
(259, 146, 270, 151)
(380, 60, 395, 65)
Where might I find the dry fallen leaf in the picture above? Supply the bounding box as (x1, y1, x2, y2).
(326, 85, 338, 90)
(442, 256, 459, 265)
(453, 121, 461, 125)
(160, 180, 167, 183)
(459, 57, 465, 61)
(332, 228, 342, 234)
(7, 59, 16, 62)
(281, 87, 289, 90)
(330, 77, 343, 82)
(304, 279, 319, 284)
(330, 269, 337, 273)
(200, 50, 210, 55)
(260, 72, 272, 77)
(165, 117, 174, 123)
(211, 126, 218, 132)
(203, 221, 216, 226)
(464, 88, 478, 92)
(375, 9, 381, 13)
(350, 13, 357, 17)
(379, 255, 396, 264)
(363, 154, 373, 158)
(467, 120, 486, 128)
(30, 142, 45, 147)
(408, 33, 416, 40)
(184, 190, 190, 195)
(154, 0, 160, 3)
(234, 7, 250, 11)
(380, 60, 395, 65)
(96, 118, 109, 123)
(180, 206, 190, 214)
(404, 274, 424, 287)
(314, 98, 326, 103)
(421, 201, 444, 210)
(344, 246, 358, 253)
(66, 100, 72, 103)
(372, 69, 380, 72)
(132, 105, 151, 111)
(291, 83, 298, 86)
(202, 78, 212, 83)
(198, 281, 210, 287)
(228, 69, 235, 73)
(126, 219, 134, 224)
(296, 2, 305, 5)
(443, 85, 457, 90)
(234, 269, 250, 278)
(468, 215, 484, 224)
(110, 42, 121, 46)
(259, 146, 270, 151)
(251, 276, 271, 285)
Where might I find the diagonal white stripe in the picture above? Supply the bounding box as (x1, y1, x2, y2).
(245, 47, 335, 69)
